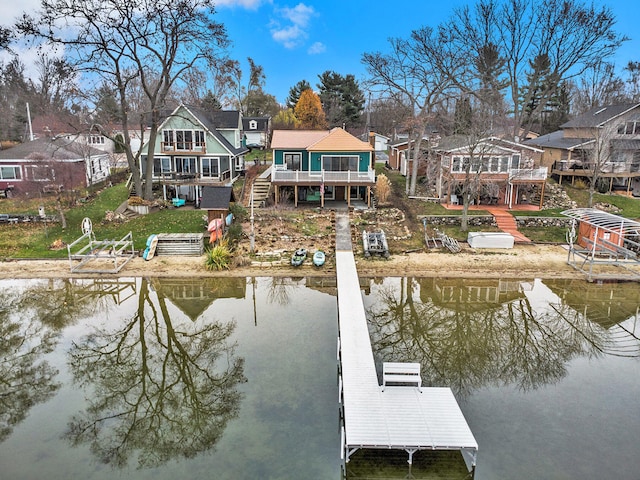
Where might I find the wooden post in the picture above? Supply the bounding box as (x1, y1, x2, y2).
(294, 185, 298, 207)
(274, 185, 279, 206)
(539, 181, 546, 209)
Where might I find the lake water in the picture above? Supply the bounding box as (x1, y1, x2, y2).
(0, 276, 639, 479)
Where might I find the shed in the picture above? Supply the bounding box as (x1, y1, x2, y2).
(200, 186, 236, 223)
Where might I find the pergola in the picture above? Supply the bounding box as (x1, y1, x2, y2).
(562, 208, 640, 281)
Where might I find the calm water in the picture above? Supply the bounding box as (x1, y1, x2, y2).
(1, 276, 639, 479)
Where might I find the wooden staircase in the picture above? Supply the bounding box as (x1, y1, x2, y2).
(250, 178, 271, 208)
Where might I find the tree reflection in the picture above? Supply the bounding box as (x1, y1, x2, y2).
(367, 278, 617, 397)
(64, 278, 245, 469)
(0, 286, 60, 443)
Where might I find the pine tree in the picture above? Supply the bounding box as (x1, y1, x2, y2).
(286, 80, 311, 110)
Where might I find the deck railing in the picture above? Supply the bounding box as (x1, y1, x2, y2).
(509, 167, 548, 181)
(271, 168, 375, 184)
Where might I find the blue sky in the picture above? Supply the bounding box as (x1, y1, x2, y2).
(215, 0, 640, 104)
(1, 0, 639, 105)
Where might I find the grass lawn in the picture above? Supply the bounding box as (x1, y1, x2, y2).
(1, 183, 208, 258)
(1, 175, 638, 259)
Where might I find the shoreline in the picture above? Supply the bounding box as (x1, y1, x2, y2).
(0, 243, 586, 280)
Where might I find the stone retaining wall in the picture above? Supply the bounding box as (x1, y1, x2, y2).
(420, 215, 572, 228)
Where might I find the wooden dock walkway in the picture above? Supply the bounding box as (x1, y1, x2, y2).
(335, 211, 478, 473)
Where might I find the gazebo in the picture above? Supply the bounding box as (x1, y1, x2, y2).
(562, 208, 640, 281)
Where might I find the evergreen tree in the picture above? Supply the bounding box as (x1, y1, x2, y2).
(317, 71, 365, 128)
(286, 80, 311, 110)
(454, 96, 472, 135)
(200, 90, 222, 111)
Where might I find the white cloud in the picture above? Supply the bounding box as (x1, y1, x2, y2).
(214, 0, 266, 9)
(280, 3, 315, 27)
(270, 3, 316, 49)
(307, 42, 325, 55)
(0, 0, 40, 26)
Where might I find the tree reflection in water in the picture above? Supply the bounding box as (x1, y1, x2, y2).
(0, 284, 60, 443)
(366, 278, 637, 397)
(64, 278, 246, 469)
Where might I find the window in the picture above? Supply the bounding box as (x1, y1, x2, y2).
(512, 154, 520, 169)
(194, 131, 205, 150)
(452, 156, 461, 172)
(618, 121, 639, 135)
(284, 153, 302, 170)
(0, 166, 21, 180)
(249, 120, 258, 130)
(88, 135, 105, 145)
(176, 157, 196, 174)
(322, 155, 358, 171)
(176, 130, 193, 150)
(201, 158, 220, 178)
(163, 129, 205, 151)
(499, 157, 510, 172)
(163, 130, 175, 150)
(25, 165, 53, 181)
(153, 157, 171, 176)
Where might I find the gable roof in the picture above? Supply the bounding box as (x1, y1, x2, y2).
(308, 128, 373, 152)
(561, 103, 640, 129)
(200, 186, 236, 210)
(152, 104, 248, 156)
(0, 137, 105, 161)
(242, 117, 270, 131)
(210, 110, 242, 129)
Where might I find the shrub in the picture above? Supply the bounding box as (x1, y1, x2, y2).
(204, 239, 232, 271)
(229, 203, 248, 222)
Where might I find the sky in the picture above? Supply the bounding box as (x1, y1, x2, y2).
(1, 0, 639, 105)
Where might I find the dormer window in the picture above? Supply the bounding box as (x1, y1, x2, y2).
(249, 120, 258, 130)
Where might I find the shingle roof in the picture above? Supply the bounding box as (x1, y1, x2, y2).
(0, 137, 104, 160)
(200, 186, 235, 209)
(523, 130, 594, 150)
(270, 130, 330, 149)
(242, 117, 270, 131)
(560, 103, 640, 129)
(307, 128, 373, 152)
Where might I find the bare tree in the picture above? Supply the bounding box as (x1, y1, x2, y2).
(583, 121, 618, 207)
(445, 0, 626, 140)
(363, 27, 456, 196)
(571, 60, 627, 114)
(17, 0, 229, 200)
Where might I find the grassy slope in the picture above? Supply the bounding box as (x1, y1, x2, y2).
(1, 174, 638, 258)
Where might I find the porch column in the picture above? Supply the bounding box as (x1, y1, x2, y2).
(294, 185, 298, 207)
(347, 185, 351, 207)
(367, 186, 371, 208)
(274, 185, 279, 206)
(321, 186, 325, 208)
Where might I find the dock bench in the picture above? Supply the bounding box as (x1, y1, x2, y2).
(382, 362, 422, 391)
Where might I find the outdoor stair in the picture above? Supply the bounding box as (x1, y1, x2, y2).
(489, 209, 531, 243)
(251, 178, 271, 208)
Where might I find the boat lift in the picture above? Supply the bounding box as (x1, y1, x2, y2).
(67, 217, 136, 274)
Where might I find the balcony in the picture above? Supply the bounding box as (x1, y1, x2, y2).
(270, 167, 375, 185)
(160, 141, 206, 154)
(509, 167, 548, 182)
